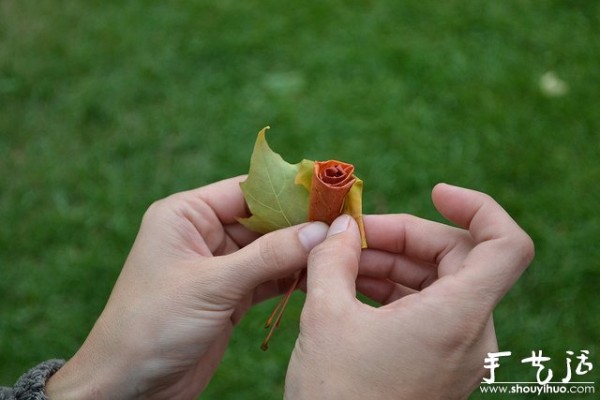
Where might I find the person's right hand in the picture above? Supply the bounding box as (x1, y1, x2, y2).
(285, 183, 534, 400)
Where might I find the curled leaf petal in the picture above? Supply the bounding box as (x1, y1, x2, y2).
(308, 160, 356, 225)
(343, 177, 367, 248)
(295, 159, 314, 191)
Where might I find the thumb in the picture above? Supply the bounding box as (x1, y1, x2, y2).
(306, 214, 362, 307)
(203, 222, 329, 299)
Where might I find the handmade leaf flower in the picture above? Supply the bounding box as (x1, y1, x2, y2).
(296, 159, 367, 247)
(239, 127, 366, 349)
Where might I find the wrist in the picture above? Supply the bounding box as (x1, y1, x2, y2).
(46, 317, 144, 400)
(45, 349, 137, 400)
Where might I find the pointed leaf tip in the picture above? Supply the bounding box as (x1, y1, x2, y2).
(239, 128, 310, 233)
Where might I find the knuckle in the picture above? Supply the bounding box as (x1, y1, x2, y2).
(142, 198, 169, 224)
(143, 192, 214, 228)
(143, 193, 183, 221)
(499, 230, 535, 267)
(516, 231, 535, 265)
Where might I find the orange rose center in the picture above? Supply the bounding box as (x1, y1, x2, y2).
(325, 165, 345, 178)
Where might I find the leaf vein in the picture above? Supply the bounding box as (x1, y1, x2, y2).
(246, 191, 283, 215)
(263, 155, 292, 226)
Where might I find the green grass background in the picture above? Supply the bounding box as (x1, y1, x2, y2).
(1, 1, 599, 399)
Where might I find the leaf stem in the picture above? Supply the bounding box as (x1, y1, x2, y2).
(261, 270, 305, 351)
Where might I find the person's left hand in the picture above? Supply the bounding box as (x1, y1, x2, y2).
(46, 176, 328, 400)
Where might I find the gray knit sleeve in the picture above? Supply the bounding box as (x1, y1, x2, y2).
(0, 359, 65, 400)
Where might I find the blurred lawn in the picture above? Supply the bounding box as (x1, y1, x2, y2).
(1, 1, 599, 399)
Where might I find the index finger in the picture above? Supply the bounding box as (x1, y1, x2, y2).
(192, 175, 249, 224)
(432, 183, 535, 305)
(185, 175, 260, 248)
(362, 214, 471, 266)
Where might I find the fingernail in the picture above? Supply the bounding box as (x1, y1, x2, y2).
(298, 222, 329, 251)
(328, 214, 352, 237)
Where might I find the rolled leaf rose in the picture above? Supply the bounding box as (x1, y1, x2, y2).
(296, 158, 366, 247)
(308, 160, 356, 224)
